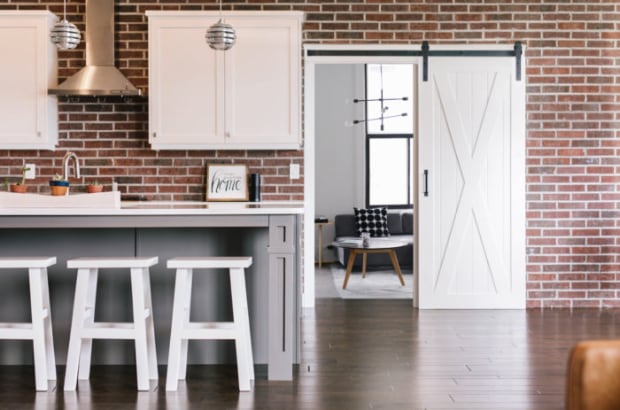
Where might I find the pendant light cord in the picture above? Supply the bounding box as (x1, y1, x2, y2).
(63, 0, 67, 20)
(379, 65, 385, 131)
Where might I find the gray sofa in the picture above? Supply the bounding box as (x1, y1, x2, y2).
(334, 212, 413, 268)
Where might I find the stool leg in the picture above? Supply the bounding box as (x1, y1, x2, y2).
(166, 268, 191, 391)
(40, 267, 57, 382)
(178, 269, 193, 381)
(229, 268, 252, 392)
(236, 268, 254, 381)
(28, 267, 49, 391)
(130, 267, 151, 391)
(78, 268, 98, 380)
(142, 267, 158, 381)
(64, 268, 91, 391)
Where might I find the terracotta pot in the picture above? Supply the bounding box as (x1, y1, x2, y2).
(10, 184, 27, 193)
(87, 184, 103, 193)
(49, 180, 70, 196)
(50, 186, 68, 196)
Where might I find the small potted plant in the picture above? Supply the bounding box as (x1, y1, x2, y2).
(86, 180, 103, 193)
(7, 166, 30, 193)
(49, 173, 70, 196)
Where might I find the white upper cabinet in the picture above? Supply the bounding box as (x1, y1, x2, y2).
(0, 11, 58, 150)
(147, 11, 302, 150)
(148, 15, 222, 147)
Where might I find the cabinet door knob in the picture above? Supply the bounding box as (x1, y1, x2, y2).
(225, 132, 230, 139)
(152, 132, 157, 138)
(37, 131, 41, 137)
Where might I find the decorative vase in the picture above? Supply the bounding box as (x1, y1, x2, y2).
(49, 180, 70, 196)
(10, 184, 27, 193)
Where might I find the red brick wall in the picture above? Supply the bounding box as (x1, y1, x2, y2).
(0, 0, 619, 308)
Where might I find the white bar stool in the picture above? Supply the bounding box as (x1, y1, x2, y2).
(166, 256, 254, 392)
(0, 257, 57, 391)
(64, 256, 158, 391)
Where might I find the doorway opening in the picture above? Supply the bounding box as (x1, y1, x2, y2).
(303, 47, 421, 308)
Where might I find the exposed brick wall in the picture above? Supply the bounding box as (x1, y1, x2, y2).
(0, 0, 618, 308)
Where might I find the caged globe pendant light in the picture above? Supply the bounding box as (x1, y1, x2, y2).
(205, 0, 236, 51)
(50, 0, 81, 50)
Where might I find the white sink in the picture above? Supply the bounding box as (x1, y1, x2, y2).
(0, 191, 121, 209)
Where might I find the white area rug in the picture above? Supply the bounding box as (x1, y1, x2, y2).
(330, 265, 413, 299)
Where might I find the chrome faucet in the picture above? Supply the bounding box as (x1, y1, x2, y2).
(62, 152, 81, 181)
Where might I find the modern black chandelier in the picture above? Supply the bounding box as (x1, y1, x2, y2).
(352, 65, 408, 131)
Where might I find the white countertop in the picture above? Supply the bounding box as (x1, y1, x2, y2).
(0, 200, 305, 216)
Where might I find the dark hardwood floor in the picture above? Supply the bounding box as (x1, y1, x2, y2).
(1, 300, 620, 409)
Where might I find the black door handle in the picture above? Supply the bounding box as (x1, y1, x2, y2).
(423, 170, 429, 197)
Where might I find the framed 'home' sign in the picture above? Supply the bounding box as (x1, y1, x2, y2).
(206, 164, 249, 201)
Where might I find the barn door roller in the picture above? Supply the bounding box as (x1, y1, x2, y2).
(422, 41, 523, 82)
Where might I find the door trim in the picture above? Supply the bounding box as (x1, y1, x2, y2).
(303, 44, 421, 308)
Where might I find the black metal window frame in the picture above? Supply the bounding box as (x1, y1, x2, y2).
(362, 64, 414, 209)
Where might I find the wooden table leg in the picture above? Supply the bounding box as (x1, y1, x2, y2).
(388, 249, 406, 286)
(317, 224, 323, 269)
(342, 249, 357, 289)
(362, 252, 367, 278)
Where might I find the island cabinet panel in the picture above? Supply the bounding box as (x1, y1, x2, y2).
(147, 11, 302, 150)
(0, 11, 58, 150)
(0, 202, 303, 381)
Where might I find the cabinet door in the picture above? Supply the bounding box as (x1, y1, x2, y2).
(0, 13, 57, 150)
(148, 16, 224, 149)
(224, 16, 301, 149)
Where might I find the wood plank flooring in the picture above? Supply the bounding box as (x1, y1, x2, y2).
(1, 300, 619, 409)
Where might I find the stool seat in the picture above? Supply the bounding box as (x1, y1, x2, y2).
(64, 256, 158, 391)
(166, 256, 254, 392)
(167, 256, 252, 269)
(67, 256, 158, 269)
(0, 257, 57, 391)
(0, 257, 56, 269)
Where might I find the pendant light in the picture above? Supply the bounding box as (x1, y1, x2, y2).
(50, 0, 81, 50)
(350, 65, 408, 131)
(205, 0, 236, 51)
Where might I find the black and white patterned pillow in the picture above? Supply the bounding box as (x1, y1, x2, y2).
(354, 207, 390, 237)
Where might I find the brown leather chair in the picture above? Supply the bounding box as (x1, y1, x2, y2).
(566, 340, 620, 410)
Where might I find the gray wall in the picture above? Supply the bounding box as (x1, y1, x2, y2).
(315, 64, 365, 262)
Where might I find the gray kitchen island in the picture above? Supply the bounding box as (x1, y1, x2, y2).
(0, 201, 303, 381)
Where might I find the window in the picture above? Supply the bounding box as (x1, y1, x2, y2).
(364, 64, 414, 209)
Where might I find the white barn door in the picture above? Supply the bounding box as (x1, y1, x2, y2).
(418, 55, 525, 309)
